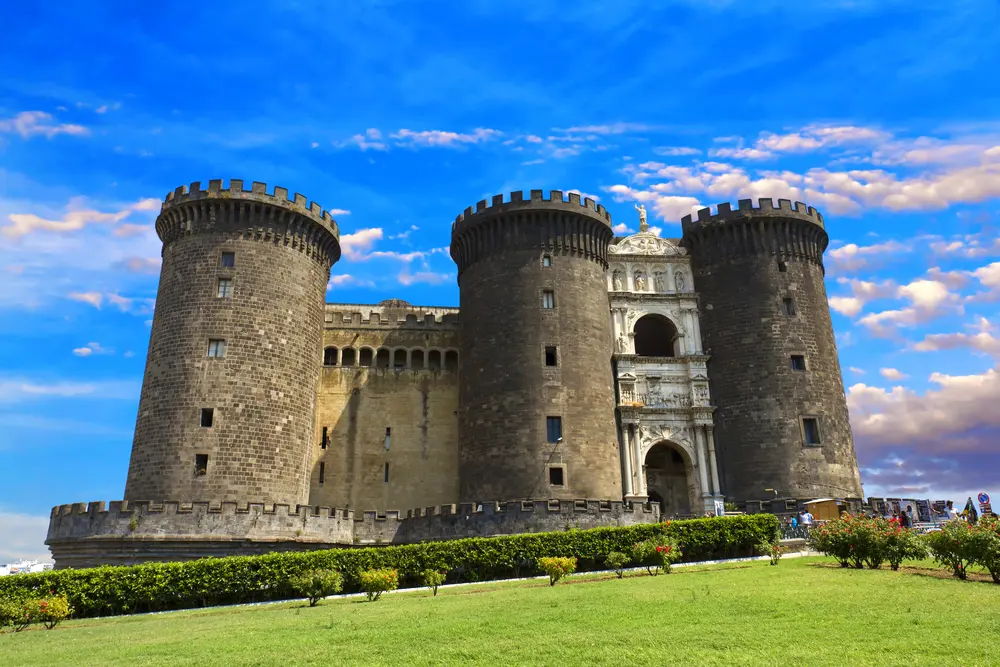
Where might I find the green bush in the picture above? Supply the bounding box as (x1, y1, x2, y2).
(359, 569, 399, 601)
(632, 535, 682, 575)
(537, 557, 577, 586)
(757, 541, 783, 566)
(289, 569, 343, 607)
(926, 521, 977, 579)
(972, 516, 1000, 583)
(32, 596, 73, 630)
(604, 551, 628, 578)
(0, 598, 27, 632)
(0, 515, 778, 619)
(422, 569, 447, 596)
(883, 525, 927, 571)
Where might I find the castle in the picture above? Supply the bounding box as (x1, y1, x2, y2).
(45, 180, 863, 568)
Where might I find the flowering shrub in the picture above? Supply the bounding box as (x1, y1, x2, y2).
(926, 520, 977, 579)
(359, 568, 399, 601)
(810, 515, 927, 570)
(32, 596, 73, 630)
(971, 516, 1000, 583)
(538, 557, 577, 586)
(604, 551, 628, 579)
(422, 569, 447, 596)
(883, 525, 928, 571)
(289, 569, 343, 607)
(632, 536, 682, 575)
(757, 541, 783, 566)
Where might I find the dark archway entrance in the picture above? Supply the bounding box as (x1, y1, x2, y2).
(633, 314, 679, 357)
(645, 442, 692, 517)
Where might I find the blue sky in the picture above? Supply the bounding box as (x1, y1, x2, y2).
(2, 0, 999, 562)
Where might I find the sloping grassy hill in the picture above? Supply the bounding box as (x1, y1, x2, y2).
(2, 557, 997, 666)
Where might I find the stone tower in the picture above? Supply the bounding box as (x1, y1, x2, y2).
(450, 190, 622, 502)
(124, 179, 341, 506)
(681, 199, 863, 501)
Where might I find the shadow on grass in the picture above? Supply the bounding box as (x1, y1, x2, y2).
(806, 560, 999, 585)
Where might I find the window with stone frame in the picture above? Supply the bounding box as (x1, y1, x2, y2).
(541, 290, 555, 309)
(217, 278, 233, 298)
(548, 465, 565, 486)
(546, 416, 562, 443)
(220, 251, 235, 268)
(802, 417, 821, 446)
(194, 454, 208, 476)
(207, 339, 226, 358)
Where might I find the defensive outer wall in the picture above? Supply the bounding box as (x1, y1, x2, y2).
(450, 190, 623, 502)
(46, 500, 660, 569)
(124, 180, 341, 506)
(681, 199, 863, 501)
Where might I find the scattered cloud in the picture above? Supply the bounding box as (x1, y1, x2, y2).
(827, 240, 910, 274)
(2, 197, 159, 238)
(879, 368, 909, 381)
(912, 317, 1000, 358)
(72, 342, 113, 357)
(849, 367, 866, 375)
(391, 128, 501, 148)
(397, 269, 453, 286)
(329, 208, 350, 216)
(65, 291, 153, 315)
(828, 278, 896, 317)
(653, 146, 701, 157)
(339, 228, 384, 260)
(0, 511, 51, 563)
(327, 274, 375, 290)
(0, 111, 88, 139)
(0, 378, 138, 403)
(554, 123, 651, 135)
(858, 278, 963, 337)
(67, 291, 103, 309)
(336, 128, 387, 151)
(117, 257, 161, 274)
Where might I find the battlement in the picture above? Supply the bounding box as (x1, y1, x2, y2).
(324, 301, 460, 329)
(160, 178, 340, 237)
(452, 189, 612, 232)
(680, 198, 824, 232)
(45, 499, 661, 567)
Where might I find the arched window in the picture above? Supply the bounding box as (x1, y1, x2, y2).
(323, 347, 338, 366)
(375, 348, 391, 368)
(393, 349, 407, 368)
(341, 348, 356, 366)
(411, 349, 425, 369)
(633, 314, 679, 357)
(359, 348, 374, 367)
(428, 350, 442, 370)
(445, 350, 459, 372)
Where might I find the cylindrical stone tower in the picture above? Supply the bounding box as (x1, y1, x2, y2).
(450, 190, 622, 502)
(124, 179, 341, 505)
(681, 198, 863, 501)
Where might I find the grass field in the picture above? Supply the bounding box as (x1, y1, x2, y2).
(2, 557, 998, 666)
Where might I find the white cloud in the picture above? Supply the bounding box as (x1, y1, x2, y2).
(0, 111, 88, 139)
(912, 318, 1000, 358)
(0, 511, 51, 563)
(653, 146, 701, 157)
(67, 291, 103, 309)
(849, 367, 866, 375)
(2, 197, 159, 238)
(555, 123, 651, 135)
(879, 368, 908, 381)
(827, 240, 910, 273)
(336, 128, 387, 151)
(117, 257, 161, 274)
(605, 184, 702, 223)
(612, 223, 635, 235)
(708, 147, 774, 160)
(566, 189, 600, 202)
(753, 125, 888, 154)
(327, 274, 375, 290)
(391, 128, 501, 148)
(847, 366, 1000, 452)
(397, 269, 453, 286)
(828, 278, 897, 317)
(72, 341, 113, 357)
(339, 228, 384, 260)
(328, 208, 350, 216)
(0, 378, 138, 403)
(858, 278, 963, 336)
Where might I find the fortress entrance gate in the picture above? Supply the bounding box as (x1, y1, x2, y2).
(644, 441, 695, 517)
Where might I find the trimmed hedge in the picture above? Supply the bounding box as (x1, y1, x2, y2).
(0, 515, 778, 619)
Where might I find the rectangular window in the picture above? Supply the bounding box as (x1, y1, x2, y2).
(321, 426, 328, 449)
(385, 427, 391, 451)
(541, 290, 555, 309)
(220, 251, 235, 268)
(319, 462, 325, 484)
(384, 462, 389, 483)
(783, 298, 796, 316)
(217, 278, 232, 298)
(195, 454, 208, 476)
(790, 355, 807, 371)
(542, 255, 552, 267)
(200, 408, 214, 428)
(549, 466, 565, 486)
(207, 339, 226, 358)
(546, 416, 562, 443)
(803, 418, 821, 446)
(544, 346, 558, 367)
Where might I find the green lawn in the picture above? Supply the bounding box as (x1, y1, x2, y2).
(2, 557, 998, 666)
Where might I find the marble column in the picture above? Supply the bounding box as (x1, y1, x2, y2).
(707, 425, 721, 495)
(621, 424, 634, 496)
(691, 310, 703, 354)
(695, 425, 711, 496)
(632, 424, 646, 496)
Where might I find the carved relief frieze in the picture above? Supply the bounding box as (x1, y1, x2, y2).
(609, 233, 688, 257)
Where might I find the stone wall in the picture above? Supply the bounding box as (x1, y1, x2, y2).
(310, 301, 460, 511)
(682, 199, 863, 501)
(450, 190, 623, 502)
(45, 499, 660, 569)
(124, 180, 341, 506)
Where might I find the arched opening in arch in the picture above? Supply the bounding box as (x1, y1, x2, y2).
(393, 349, 407, 369)
(428, 350, 442, 370)
(375, 348, 391, 368)
(644, 442, 693, 517)
(633, 314, 680, 357)
(341, 348, 357, 366)
(411, 349, 425, 369)
(359, 347, 374, 367)
(323, 346, 338, 366)
(444, 350, 459, 372)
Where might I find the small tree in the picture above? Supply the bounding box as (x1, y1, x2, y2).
(290, 569, 344, 607)
(605, 551, 629, 579)
(757, 540, 783, 566)
(537, 557, 577, 586)
(422, 569, 447, 596)
(926, 520, 977, 579)
(33, 596, 73, 630)
(359, 568, 399, 601)
(970, 516, 1000, 584)
(632, 536, 682, 575)
(882, 526, 927, 571)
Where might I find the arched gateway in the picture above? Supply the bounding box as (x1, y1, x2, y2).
(644, 441, 697, 517)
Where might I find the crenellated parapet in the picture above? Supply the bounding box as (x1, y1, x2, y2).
(450, 189, 615, 276)
(325, 300, 460, 330)
(156, 179, 342, 266)
(681, 198, 828, 270)
(45, 499, 660, 568)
